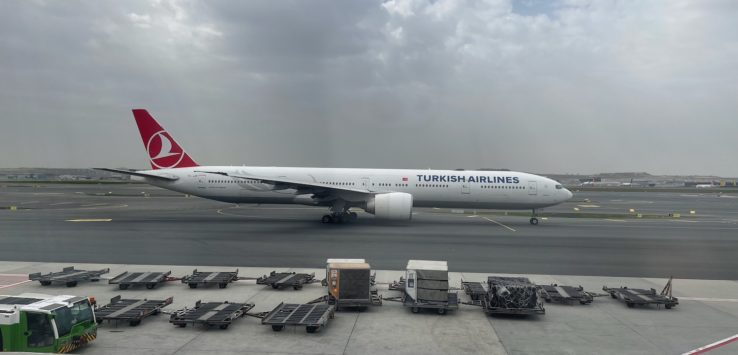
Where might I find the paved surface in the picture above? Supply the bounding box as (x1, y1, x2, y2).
(1, 184, 738, 279)
(0, 261, 737, 355)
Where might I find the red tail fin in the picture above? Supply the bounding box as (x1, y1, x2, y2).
(132, 109, 199, 170)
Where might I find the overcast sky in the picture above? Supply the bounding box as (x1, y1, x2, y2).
(1, 0, 736, 176)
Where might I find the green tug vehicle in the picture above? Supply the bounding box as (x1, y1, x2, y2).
(0, 293, 97, 353)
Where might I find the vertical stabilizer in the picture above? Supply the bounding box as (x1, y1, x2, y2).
(132, 109, 198, 170)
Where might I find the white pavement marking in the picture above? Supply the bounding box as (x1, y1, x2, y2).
(604, 219, 627, 222)
(0, 280, 32, 289)
(66, 219, 112, 222)
(680, 297, 738, 303)
(671, 219, 698, 223)
(577, 204, 600, 208)
(683, 334, 738, 355)
(49, 201, 74, 206)
(481, 217, 517, 232)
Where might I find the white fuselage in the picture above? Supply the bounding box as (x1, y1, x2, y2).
(137, 166, 572, 210)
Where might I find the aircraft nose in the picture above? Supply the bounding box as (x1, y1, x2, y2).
(564, 188, 573, 200)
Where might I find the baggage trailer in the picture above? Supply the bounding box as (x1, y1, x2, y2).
(29, 266, 110, 287)
(461, 281, 487, 302)
(603, 277, 678, 309)
(400, 260, 458, 315)
(108, 271, 173, 290)
(260, 302, 335, 333)
(256, 271, 315, 290)
(323, 259, 381, 309)
(181, 269, 239, 289)
(169, 301, 254, 329)
(95, 295, 173, 326)
(0, 293, 97, 353)
(483, 276, 545, 316)
(539, 284, 594, 305)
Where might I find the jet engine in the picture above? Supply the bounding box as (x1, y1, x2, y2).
(365, 192, 413, 220)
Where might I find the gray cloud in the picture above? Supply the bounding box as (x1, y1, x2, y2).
(1, 0, 737, 176)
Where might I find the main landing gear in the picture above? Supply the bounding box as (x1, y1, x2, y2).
(529, 209, 539, 225)
(321, 212, 358, 224)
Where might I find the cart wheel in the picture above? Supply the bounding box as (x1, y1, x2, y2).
(146, 283, 157, 289)
(411, 307, 419, 313)
(271, 284, 279, 289)
(610, 293, 617, 299)
(119, 284, 129, 290)
(188, 283, 198, 289)
(306, 326, 318, 333)
(66, 281, 78, 287)
(580, 300, 588, 305)
(665, 304, 672, 309)
(544, 298, 551, 303)
(129, 320, 141, 327)
(218, 283, 228, 289)
(40, 281, 52, 286)
(293, 285, 302, 290)
(626, 302, 634, 308)
(219, 324, 229, 329)
(178, 323, 187, 328)
(437, 308, 446, 315)
(271, 325, 284, 332)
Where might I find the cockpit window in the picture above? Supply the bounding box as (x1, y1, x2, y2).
(555, 184, 563, 189)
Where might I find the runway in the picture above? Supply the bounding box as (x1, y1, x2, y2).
(1, 183, 737, 280)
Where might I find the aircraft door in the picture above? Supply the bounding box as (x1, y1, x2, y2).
(528, 181, 537, 195)
(194, 173, 206, 190)
(361, 177, 372, 191)
(461, 184, 471, 194)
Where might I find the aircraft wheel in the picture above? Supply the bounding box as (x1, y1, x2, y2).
(321, 215, 333, 224)
(530, 218, 539, 225)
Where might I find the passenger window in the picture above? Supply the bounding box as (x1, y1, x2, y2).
(26, 312, 54, 348)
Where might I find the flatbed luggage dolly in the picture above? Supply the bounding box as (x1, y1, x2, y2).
(170, 300, 255, 329)
(256, 302, 336, 333)
(256, 271, 316, 290)
(29, 266, 110, 287)
(108, 271, 173, 290)
(181, 269, 239, 289)
(603, 277, 678, 309)
(95, 295, 174, 326)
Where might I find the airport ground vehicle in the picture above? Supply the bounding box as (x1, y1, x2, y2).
(401, 260, 458, 314)
(0, 293, 97, 353)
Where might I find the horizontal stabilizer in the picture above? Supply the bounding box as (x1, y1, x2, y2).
(94, 168, 178, 181)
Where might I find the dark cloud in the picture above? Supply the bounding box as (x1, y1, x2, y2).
(1, 0, 737, 175)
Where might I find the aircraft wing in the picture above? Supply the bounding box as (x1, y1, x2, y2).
(94, 168, 179, 181)
(195, 170, 372, 195)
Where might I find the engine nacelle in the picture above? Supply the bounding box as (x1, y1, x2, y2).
(365, 192, 413, 220)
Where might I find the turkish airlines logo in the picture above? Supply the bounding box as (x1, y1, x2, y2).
(146, 130, 184, 169)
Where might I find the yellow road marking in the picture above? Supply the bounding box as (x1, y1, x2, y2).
(66, 219, 112, 222)
(481, 217, 517, 232)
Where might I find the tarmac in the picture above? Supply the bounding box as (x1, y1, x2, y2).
(1, 184, 738, 279)
(1, 183, 737, 354)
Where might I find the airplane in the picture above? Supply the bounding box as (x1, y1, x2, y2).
(98, 109, 573, 225)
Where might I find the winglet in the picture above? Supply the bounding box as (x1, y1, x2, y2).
(132, 109, 198, 170)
